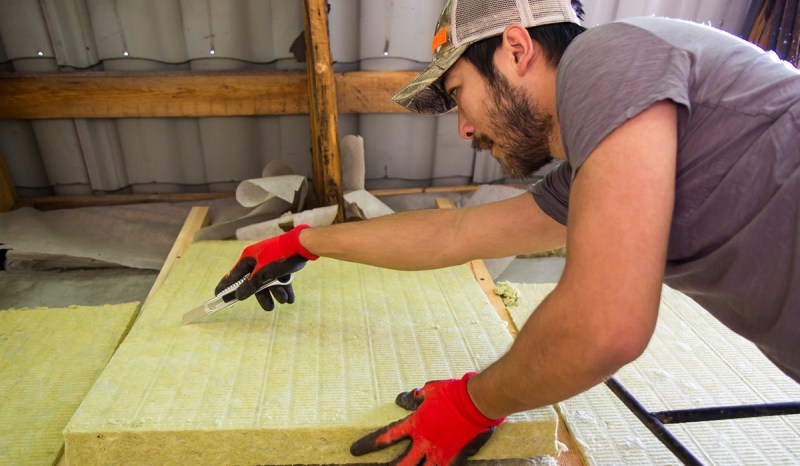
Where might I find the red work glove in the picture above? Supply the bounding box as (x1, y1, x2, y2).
(215, 224, 318, 311)
(350, 372, 505, 465)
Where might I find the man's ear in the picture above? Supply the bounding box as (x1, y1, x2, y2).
(501, 24, 538, 76)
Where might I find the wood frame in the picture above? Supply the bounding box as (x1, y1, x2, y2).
(0, 71, 415, 119)
(0, 148, 16, 212)
(140, 206, 210, 312)
(303, 0, 344, 222)
(0, 0, 418, 213)
(13, 185, 492, 211)
(0, 69, 415, 213)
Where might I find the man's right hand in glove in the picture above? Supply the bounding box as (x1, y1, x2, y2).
(350, 372, 505, 465)
(215, 224, 318, 311)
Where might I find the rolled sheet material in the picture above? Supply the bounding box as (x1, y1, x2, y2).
(344, 189, 395, 220)
(0, 303, 139, 465)
(340, 134, 366, 193)
(235, 205, 339, 241)
(65, 241, 559, 464)
(235, 175, 307, 209)
(195, 175, 309, 241)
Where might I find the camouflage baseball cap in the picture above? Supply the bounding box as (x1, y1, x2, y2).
(393, 0, 581, 115)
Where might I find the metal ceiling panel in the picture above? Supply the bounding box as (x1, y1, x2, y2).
(0, 0, 756, 196)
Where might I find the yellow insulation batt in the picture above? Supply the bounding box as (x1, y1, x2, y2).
(64, 241, 559, 464)
(0, 303, 139, 466)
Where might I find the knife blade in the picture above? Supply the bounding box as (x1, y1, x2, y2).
(181, 274, 294, 325)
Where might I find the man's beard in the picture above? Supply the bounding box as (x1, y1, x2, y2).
(471, 71, 555, 179)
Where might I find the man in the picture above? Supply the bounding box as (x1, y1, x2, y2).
(217, 0, 800, 463)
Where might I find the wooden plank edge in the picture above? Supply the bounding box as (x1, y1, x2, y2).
(54, 208, 209, 466)
(466, 258, 519, 339)
(373, 185, 482, 197)
(0, 148, 16, 212)
(14, 184, 513, 210)
(15, 192, 234, 210)
(554, 409, 589, 466)
(0, 70, 417, 119)
(436, 196, 518, 335)
(140, 206, 210, 313)
(435, 196, 585, 466)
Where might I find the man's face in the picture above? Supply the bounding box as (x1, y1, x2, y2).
(445, 59, 555, 179)
(478, 69, 555, 178)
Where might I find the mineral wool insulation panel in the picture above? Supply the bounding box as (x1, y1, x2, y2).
(0, 303, 139, 466)
(505, 283, 800, 465)
(64, 241, 558, 464)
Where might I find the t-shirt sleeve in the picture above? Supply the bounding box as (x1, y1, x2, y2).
(529, 20, 694, 225)
(556, 20, 692, 177)
(530, 161, 572, 225)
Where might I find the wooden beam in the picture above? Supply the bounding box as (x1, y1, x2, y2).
(15, 192, 234, 210)
(140, 206, 210, 312)
(0, 148, 16, 211)
(467, 258, 519, 339)
(304, 0, 344, 222)
(335, 71, 414, 113)
(0, 71, 415, 119)
(0, 71, 306, 119)
(372, 185, 482, 197)
(14, 184, 508, 211)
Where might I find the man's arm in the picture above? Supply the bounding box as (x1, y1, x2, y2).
(299, 192, 566, 271)
(469, 101, 678, 417)
(218, 175, 565, 313)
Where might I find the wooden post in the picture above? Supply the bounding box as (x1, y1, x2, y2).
(0, 149, 16, 212)
(303, 0, 344, 222)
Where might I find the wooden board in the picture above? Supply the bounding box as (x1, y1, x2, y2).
(0, 71, 416, 119)
(0, 148, 15, 212)
(140, 206, 210, 312)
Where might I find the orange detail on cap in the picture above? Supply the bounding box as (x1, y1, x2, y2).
(431, 26, 448, 54)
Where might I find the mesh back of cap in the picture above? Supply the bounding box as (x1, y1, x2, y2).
(452, 0, 578, 47)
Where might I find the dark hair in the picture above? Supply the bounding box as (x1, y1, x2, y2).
(461, 1, 587, 82)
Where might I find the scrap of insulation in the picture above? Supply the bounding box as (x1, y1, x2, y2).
(64, 241, 559, 465)
(494, 281, 521, 308)
(0, 303, 139, 466)
(505, 283, 800, 465)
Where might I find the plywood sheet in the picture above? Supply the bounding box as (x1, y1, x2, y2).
(505, 283, 800, 465)
(64, 241, 559, 464)
(0, 303, 139, 466)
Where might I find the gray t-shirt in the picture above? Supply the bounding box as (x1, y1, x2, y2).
(531, 17, 800, 381)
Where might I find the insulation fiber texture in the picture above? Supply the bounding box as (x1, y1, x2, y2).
(0, 303, 139, 466)
(505, 283, 800, 465)
(64, 241, 558, 464)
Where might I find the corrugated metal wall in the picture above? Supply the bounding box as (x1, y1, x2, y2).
(0, 0, 754, 197)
